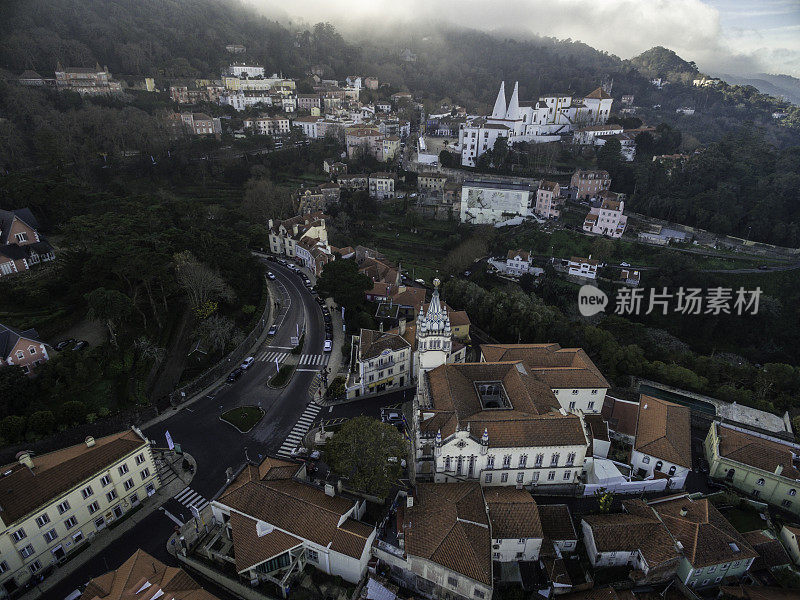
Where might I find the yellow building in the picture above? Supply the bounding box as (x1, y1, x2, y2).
(0, 429, 160, 595)
(382, 136, 400, 161)
(705, 422, 800, 517)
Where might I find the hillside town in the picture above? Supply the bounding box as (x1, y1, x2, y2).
(2, 4, 800, 600)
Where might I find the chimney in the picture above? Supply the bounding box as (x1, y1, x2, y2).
(679, 507, 688, 517)
(17, 452, 33, 469)
(776, 464, 784, 476)
(324, 483, 335, 497)
(379, 321, 384, 333)
(85, 436, 96, 448)
(399, 319, 406, 336)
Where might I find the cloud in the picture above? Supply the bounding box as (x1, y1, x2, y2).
(246, 0, 800, 77)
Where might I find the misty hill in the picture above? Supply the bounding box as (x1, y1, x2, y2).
(629, 46, 699, 81)
(717, 73, 800, 106)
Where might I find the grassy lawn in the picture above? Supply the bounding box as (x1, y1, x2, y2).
(720, 507, 767, 533)
(268, 364, 295, 388)
(220, 406, 265, 432)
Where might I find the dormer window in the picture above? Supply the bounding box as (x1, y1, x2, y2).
(15, 232, 28, 243)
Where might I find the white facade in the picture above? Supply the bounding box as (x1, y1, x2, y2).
(368, 175, 395, 200)
(228, 64, 265, 78)
(567, 257, 599, 279)
(631, 450, 690, 487)
(243, 116, 291, 136)
(552, 388, 605, 414)
(460, 180, 533, 225)
(583, 199, 628, 238)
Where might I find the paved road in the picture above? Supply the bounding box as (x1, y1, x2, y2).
(46, 258, 330, 599)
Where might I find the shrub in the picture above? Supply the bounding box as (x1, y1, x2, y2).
(0, 415, 27, 444)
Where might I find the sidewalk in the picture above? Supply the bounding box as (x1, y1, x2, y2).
(19, 451, 197, 600)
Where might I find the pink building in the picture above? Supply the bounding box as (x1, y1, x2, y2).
(534, 181, 562, 220)
(583, 193, 628, 238)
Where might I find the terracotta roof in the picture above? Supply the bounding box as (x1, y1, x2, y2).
(585, 87, 613, 100)
(358, 328, 411, 361)
(650, 496, 758, 568)
(0, 430, 146, 525)
(570, 256, 600, 266)
(480, 343, 610, 390)
(601, 396, 639, 437)
(539, 181, 559, 191)
(484, 487, 543, 539)
(507, 249, 530, 261)
(230, 512, 302, 573)
(392, 286, 426, 308)
(634, 396, 692, 468)
(80, 549, 219, 600)
(716, 426, 800, 479)
(405, 483, 491, 585)
(742, 530, 792, 570)
(538, 504, 577, 541)
(218, 457, 373, 560)
(582, 499, 678, 568)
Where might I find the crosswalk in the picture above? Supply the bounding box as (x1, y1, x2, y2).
(174, 486, 210, 512)
(298, 354, 329, 366)
(256, 350, 289, 363)
(277, 403, 322, 457)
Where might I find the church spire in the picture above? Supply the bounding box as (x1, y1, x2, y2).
(491, 81, 507, 119)
(506, 81, 520, 120)
(417, 278, 450, 337)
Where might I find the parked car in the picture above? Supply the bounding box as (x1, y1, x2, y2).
(267, 271, 276, 280)
(227, 368, 243, 382)
(315, 297, 325, 306)
(620, 262, 631, 267)
(325, 332, 333, 341)
(72, 340, 89, 351)
(268, 325, 279, 336)
(758, 265, 770, 270)
(240, 356, 255, 370)
(55, 339, 76, 351)
(323, 340, 332, 352)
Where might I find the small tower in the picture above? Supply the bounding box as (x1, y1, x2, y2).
(480, 428, 489, 455)
(491, 82, 507, 119)
(415, 279, 451, 394)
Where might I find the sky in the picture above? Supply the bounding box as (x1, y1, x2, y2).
(250, 0, 800, 77)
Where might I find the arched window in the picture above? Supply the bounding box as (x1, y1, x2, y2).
(668, 466, 676, 476)
(655, 461, 663, 472)
(726, 469, 735, 480)
(757, 478, 765, 486)
(790, 489, 797, 497)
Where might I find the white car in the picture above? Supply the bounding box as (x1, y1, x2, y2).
(620, 262, 631, 267)
(323, 340, 332, 352)
(240, 356, 255, 370)
(267, 271, 276, 280)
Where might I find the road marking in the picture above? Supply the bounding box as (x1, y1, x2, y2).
(296, 368, 320, 372)
(174, 486, 210, 511)
(159, 507, 184, 526)
(276, 403, 323, 458)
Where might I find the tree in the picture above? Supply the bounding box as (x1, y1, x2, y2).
(84, 287, 133, 348)
(590, 237, 614, 262)
(241, 177, 294, 223)
(174, 251, 235, 310)
(195, 314, 236, 352)
(316, 258, 373, 311)
(597, 138, 623, 174)
(0, 415, 26, 444)
(325, 416, 406, 498)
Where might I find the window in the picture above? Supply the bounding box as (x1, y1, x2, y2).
(100, 475, 111, 487)
(73, 531, 84, 544)
(107, 489, 118, 502)
(532, 472, 539, 482)
(11, 528, 27, 543)
(44, 529, 58, 543)
(486, 455, 495, 469)
(135, 453, 145, 465)
(502, 455, 511, 469)
(668, 465, 676, 476)
(518, 455, 527, 468)
(757, 478, 765, 486)
(141, 468, 150, 480)
(655, 461, 663, 472)
(548, 471, 555, 481)
(307, 548, 319, 563)
(447, 576, 458, 587)
(569, 401, 576, 410)
(146, 483, 155, 496)
(29, 346, 36, 355)
(535, 454, 544, 467)
(20, 544, 34, 559)
(587, 401, 595, 410)
(16, 232, 28, 243)
(35, 513, 50, 528)
(790, 489, 797, 496)
(64, 516, 78, 530)
(591, 389, 598, 395)
(118, 464, 129, 476)
(516, 473, 524, 483)
(0, 561, 7, 574)
(124, 479, 134, 491)
(642, 456, 650, 464)
(501, 473, 509, 483)
(732, 561, 740, 568)
(485, 473, 492, 483)
(88, 501, 100, 514)
(130, 493, 139, 504)
(444, 457, 452, 471)
(57, 500, 70, 515)
(782, 500, 792, 508)
(566, 453, 576, 466)
(708, 566, 716, 573)
(28, 561, 42, 575)
(563, 471, 572, 480)
(550, 454, 559, 466)
(16, 350, 23, 359)
(94, 517, 105, 529)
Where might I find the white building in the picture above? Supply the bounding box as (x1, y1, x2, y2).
(630, 396, 692, 489)
(504, 249, 534, 276)
(220, 90, 272, 111)
(573, 124, 624, 145)
(458, 82, 614, 167)
(211, 456, 375, 586)
(267, 212, 335, 276)
(347, 326, 413, 398)
(460, 180, 533, 225)
(368, 173, 396, 200)
(243, 116, 291, 136)
(583, 194, 628, 238)
(567, 256, 600, 280)
(227, 63, 265, 78)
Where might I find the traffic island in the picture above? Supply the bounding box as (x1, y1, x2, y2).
(267, 363, 296, 388)
(220, 406, 265, 433)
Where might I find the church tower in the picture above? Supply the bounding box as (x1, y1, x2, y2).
(415, 278, 451, 398)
